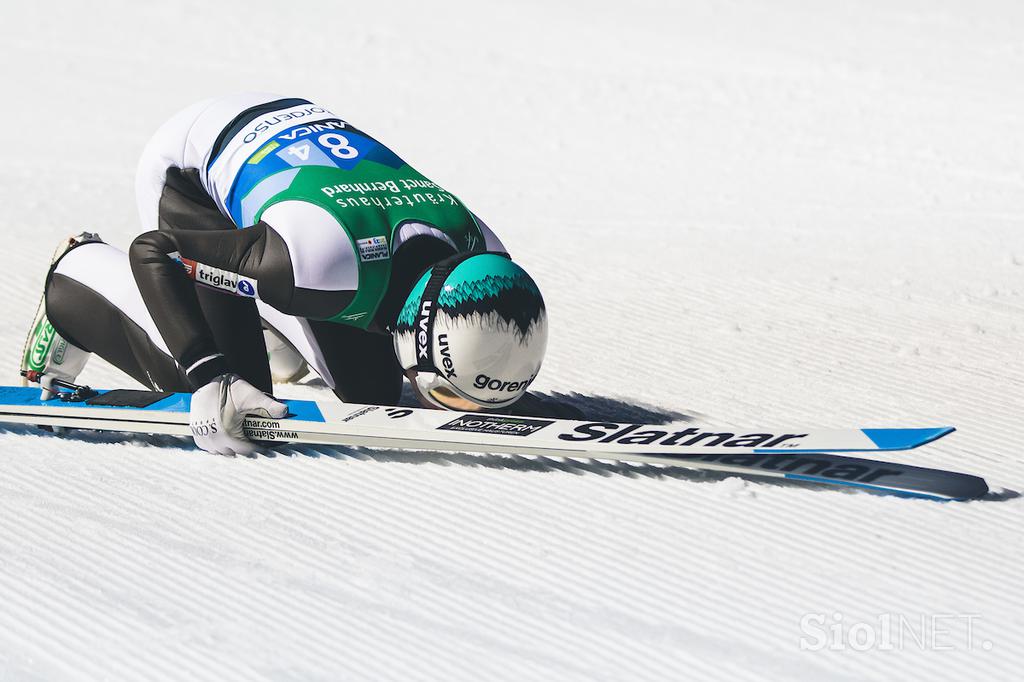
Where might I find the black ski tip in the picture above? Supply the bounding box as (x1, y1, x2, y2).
(953, 474, 989, 501)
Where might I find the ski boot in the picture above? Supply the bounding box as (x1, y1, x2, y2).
(20, 232, 103, 400)
(263, 326, 309, 383)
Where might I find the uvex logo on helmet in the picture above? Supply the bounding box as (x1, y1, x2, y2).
(416, 300, 432, 360)
(438, 334, 456, 378)
(474, 373, 536, 393)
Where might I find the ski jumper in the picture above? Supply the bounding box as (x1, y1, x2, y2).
(45, 93, 506, 403)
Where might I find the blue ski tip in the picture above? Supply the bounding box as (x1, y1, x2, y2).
(862, 427, 955, 451)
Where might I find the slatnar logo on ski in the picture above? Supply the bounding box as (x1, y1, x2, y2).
(557, 423, 809, 449)
(696, 453, 905, 485)
(242, 418, 298, 441)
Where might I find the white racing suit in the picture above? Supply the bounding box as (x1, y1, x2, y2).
(44, 93, 505, 404)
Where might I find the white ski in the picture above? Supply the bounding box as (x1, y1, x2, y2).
(0, 386, 986, 500)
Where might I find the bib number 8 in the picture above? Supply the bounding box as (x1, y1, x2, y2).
(319, 133, 358, 160)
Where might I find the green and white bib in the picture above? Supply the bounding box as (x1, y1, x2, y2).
(207, 101, 484, 328)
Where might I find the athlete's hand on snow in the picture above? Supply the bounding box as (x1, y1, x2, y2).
(189, 373, 288, 456)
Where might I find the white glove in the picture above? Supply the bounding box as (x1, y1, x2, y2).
(189, 373, 288, 456)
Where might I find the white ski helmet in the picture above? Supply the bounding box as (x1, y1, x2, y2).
(393, 252, 548, 410)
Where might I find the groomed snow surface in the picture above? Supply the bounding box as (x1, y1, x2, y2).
(1, 1, 1022, 679)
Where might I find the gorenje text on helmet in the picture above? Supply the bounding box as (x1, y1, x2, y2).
(473, 373, 536, 393)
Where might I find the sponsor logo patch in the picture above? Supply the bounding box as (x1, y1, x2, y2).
(241, 106, 330, 144)
(28, 321, 55, 371)
(438, 414, 554, 437)
(177, 258, 257, 298)
(474, 373, 535, 394)
(178, 256, 195, 276)
(242, 418, 299, 441)
(357, 236, 389, 262)
(342, 405, 379, 422)
(52, 338, 67, 365)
